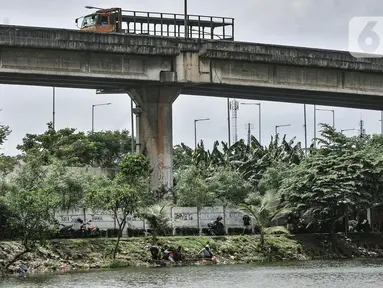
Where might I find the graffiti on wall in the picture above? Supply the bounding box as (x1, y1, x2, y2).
(59, 215, 82, 223)
(55, 206, 256, 230)
(228, 211, 243, 218)
(174, 213, 194, 221)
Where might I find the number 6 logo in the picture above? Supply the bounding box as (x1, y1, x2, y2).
(349, 17, 383, 58)
(358, 21, 380, 52)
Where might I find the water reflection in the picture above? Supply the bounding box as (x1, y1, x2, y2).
(2, 260, 383, 288)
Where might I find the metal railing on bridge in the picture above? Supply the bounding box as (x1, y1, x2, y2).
(120, 9, 234, 40)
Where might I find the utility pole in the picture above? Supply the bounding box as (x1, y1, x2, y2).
(303, 104, 308, 155)
(246, 123, 254, 147)
(313, 105, 317, 147)
(240, 102, 261, 145)
(184, 0, 188, 38)
(52, 87, 56, 130)
(230, 99, 239, 144)
(227, 98, 231, 146)
(359, 119, 365, 138)
(381, 111, 383, 135)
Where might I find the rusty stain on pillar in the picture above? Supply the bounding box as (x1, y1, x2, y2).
(128, 86, 180, 190)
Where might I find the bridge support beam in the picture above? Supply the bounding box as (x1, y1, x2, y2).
(128, 86, 181, 190)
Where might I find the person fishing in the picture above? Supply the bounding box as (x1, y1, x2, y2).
(199, 244, 214, 260)
(162, 245, 175, 262)
(150, 243, 161, 260)
(18, 264, 26, 278)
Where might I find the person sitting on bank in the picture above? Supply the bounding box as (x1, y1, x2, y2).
(321, 235, 332, 251)
(242, 214, 251, 234)
(199, 245, 214, 259)
(150, 243, 161, 260)
(171, 246, 182, 262)
(162, 245, 170, 260)
(18, 264, 26, 278)
(162, 245, 175, 262)
(286, 213, 294, 232)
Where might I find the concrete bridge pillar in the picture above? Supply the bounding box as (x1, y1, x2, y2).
(128, 86, 181, 190)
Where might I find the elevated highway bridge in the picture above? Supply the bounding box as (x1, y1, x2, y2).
(0, 23, 382, 188)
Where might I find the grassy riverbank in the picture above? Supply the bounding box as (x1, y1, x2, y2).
(1, 233, 382, 274)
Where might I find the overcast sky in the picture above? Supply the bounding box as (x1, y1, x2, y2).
(1, 0, 383, 156)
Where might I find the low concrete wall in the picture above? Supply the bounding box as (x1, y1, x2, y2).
(55, 206, 256, 235)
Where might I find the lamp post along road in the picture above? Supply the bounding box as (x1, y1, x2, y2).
(316, 108, 335, 128)
(92, 103, 111, 132)
(341, 128, 355, 134)
(275, 124, 291, 138)
(240, 102, 261, 144)
(315, 107, 335, 146)
(194, 118, 210, 149)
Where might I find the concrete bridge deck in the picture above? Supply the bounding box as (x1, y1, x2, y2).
(0, 25, 383, 109)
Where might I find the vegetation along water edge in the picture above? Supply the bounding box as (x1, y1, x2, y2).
(2, 123, 383, 276)
(2, 233, 383, 275)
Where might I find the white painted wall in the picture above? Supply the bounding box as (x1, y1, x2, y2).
(55, 206, 256, 235)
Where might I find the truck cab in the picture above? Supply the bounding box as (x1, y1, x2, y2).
(75, 8, 122, 33)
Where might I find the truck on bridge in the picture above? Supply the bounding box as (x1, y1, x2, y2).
(75, 6, 234, 40)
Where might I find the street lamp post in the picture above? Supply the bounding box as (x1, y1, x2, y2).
(341, 128, 355, 134)
(316, 108, 335, 128)
(240, 102, 261, 144)
(275, 124, 291, 138)
(92, 103, 112, 132)
(314, 107, 335, 147)
(194, 118, 210, 149)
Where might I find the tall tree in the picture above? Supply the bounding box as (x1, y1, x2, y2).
(206, 167, 252, 205)
(17, 122, 134, 168)
(0, 125, 18, 175)
(0, 125, 11, 147)
(175, 165, 215, 207)
(282, 125, 383, 231)
(173, 143, 194, 172)
(86, 177, 143, 259)
(0, 157, 81, 274)
(87, 130, 134, 168)
(86, 153, 151, 259)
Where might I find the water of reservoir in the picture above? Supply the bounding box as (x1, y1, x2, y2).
(2, 259, 383, 288)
